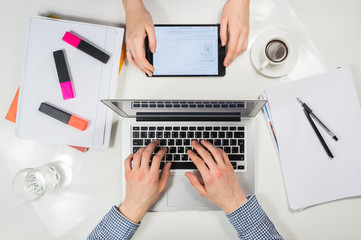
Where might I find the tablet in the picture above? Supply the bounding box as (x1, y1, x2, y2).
(145, 25, 225, 77)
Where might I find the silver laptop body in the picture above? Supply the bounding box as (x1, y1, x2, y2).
(102, 99, 266, 211)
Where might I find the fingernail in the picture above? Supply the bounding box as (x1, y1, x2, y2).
(221, 41, 225, 46)
(151, 48, 156, 53)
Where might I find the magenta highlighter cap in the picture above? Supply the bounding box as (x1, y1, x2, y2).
(62, 32, 81, 48)
(60, 82, 74, 100)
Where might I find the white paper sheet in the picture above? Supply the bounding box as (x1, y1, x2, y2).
(264, 67, 361, 210)
(15, 17, 124, 147)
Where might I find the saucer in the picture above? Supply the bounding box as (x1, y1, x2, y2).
(251, 29, 299, 78)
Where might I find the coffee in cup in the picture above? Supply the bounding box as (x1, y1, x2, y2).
(259, 39, 289, 71)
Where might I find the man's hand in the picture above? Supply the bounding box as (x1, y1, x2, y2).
(185, 140, 248, 214)
(220, 0, 250, 67)
(119, 140, 171, 223)
(122, 0, 156, 76)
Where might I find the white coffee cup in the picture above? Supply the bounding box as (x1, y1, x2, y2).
(259, 38, 290, 71)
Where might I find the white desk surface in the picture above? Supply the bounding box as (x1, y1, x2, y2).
(1, 0, 361, 239)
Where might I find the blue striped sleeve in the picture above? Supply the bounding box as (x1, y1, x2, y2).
(226, 195, 283, 240)
(87, 206, 140, 240)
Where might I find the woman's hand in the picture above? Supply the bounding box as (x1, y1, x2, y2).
(122, 0, 156, 76)
(220, 0, 250, 67)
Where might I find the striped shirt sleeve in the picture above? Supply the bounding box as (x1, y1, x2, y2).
(226, 195, 283, 240)
(88, 195, 282, 240)
(87, 206, 140, 240)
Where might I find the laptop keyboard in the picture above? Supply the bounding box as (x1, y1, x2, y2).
(131, 125, 246, 171)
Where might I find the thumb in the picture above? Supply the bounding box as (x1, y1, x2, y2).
(146, 25, 157, 53)
(220, 17, 228, 47)
(185, 172, 207, 197)
(159, 162, 171, 192)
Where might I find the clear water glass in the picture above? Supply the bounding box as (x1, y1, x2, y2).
(12, 162, 71, 202)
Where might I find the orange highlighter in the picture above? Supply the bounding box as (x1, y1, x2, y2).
(38, 102, 88, 131)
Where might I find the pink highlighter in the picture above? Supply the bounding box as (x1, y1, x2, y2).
(53, 50, 74, 100)
(62, 31, 110, 64)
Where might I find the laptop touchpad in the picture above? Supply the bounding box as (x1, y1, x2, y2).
(167, 175, 210, 207)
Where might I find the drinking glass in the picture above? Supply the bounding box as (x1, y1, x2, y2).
(12, 161, 71, 202)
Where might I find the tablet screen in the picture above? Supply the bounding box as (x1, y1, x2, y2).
(152, 26, 221, 76)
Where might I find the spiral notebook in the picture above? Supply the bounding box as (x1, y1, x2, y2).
(261, 67, 361, 210)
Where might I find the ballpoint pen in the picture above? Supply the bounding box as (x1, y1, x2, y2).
(297, 98, 336, 159)
(296, 98, 338, 141)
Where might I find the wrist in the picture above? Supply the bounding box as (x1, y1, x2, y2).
(122, 0, 144, 12)
(118, 200, 148, 223)
(227, 0, 249, 3)
(226, 0, 250, 8)
(222, 194, 248, 214)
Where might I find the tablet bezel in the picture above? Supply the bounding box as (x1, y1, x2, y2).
(145, 24, 226, 77)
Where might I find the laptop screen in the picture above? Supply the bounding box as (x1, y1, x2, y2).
(101, 100, 266, 119)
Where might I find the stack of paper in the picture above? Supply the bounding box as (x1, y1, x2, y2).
(15, 17, 124, 148)
(262, 67, 361, 210)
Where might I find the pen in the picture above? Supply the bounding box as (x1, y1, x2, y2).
(303, 109, 334, 158)
(296, 98, 338, 141)
(263, 105, 279, 151)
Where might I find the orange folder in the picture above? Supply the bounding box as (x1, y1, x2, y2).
(5, 88, 19, 123)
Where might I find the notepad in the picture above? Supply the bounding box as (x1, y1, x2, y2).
(262, 67, 361, 210)
(15, 17, 124, 147)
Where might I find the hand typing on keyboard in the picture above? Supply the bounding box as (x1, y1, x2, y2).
(185, 140, 248, 214)
(118, 140, 172, 223)
(89, 139, 283, 240)
(120, 138, 248, 222)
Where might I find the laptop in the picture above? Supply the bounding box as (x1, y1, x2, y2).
(102, 99, 266, 211)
